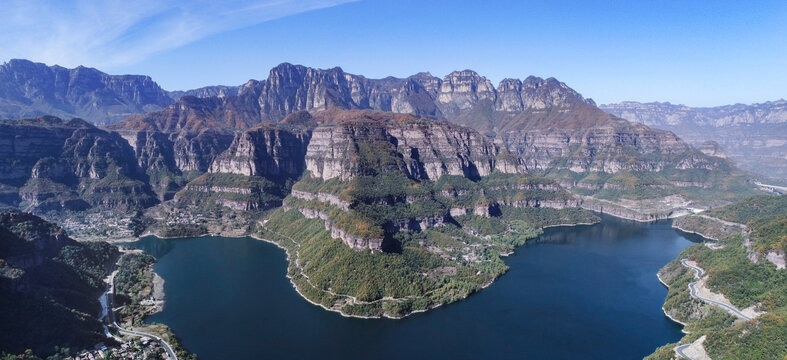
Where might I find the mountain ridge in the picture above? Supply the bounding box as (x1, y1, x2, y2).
(0, 59, 173, 125)
(601, 100, 787, 181)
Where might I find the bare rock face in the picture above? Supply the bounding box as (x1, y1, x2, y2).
(114, 128, 235, 200)
(169, 85, 240, 100)
(600, 100, 787, 180)
(0, 59, 173, 125)
(210, 125, 310, 178)
(111, 95, 261, 133)
(111, 63, 713, 181)
(437, 70, 496, 118)
(0, 116, 157, 212)
(304, 110, 523, 181)
(287, 205, 383, 252)
(499, 119, 717, 173)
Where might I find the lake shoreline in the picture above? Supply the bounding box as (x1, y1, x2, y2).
(127, 212, 677, 321)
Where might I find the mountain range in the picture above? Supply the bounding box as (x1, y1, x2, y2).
(0, 59, 760, 235)
(601, 100, 787, 182)
(0, 59, 172, 125)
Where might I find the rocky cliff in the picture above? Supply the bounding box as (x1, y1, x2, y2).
(119, 63, 595, 132)
(0, 116, 157, 213)
(0, 59, 173, 125)
(304, 109, 522, 181)
(169, 85, 240, 100)
(601, 100, 787, 181)
(113, 128, 235, 200)
(268, 110, 578, 251)
(119, 64, 725, 184)
(210, 124, 311, 178)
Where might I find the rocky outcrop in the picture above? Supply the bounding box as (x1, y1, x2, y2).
(0, 59, 172, 125)
(169, 85, 240, 100)
(601, 100, 787, 180)
(110, 64, 731, 184)
(112, 128, 234, 200)
(699, 140, 727, 158)
(498, 118, 719, 174)
(288, 206, 382, 251)
(210, 125, 310, 178)
(499, 198, 581, 209)
(110, 63, 595, 133)
(291, 190, 350, 210)
(0, 116, 157, 212)
(110, 95, 260, 132)
(304, 110, 524, 181)
(385, 214, 448, 233)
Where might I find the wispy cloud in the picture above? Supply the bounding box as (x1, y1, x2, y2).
(0, 0, 355, 68)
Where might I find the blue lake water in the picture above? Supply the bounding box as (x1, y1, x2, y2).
(129, 215, 695, 359)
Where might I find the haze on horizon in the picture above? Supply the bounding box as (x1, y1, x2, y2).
(1, 0, 785, 107)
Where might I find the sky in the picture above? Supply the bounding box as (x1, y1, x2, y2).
(1, 0, 785, 107)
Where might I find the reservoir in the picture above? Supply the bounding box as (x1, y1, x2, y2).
(129, 215, 694, 359)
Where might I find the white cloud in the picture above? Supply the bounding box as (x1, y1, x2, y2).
(0, 0, 356, 69)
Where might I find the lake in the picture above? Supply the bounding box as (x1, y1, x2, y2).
(128, 214, 695, 360)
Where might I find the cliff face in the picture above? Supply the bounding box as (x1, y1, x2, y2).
(110, 95, 260, 132)
(123, 63, 595, 133)
(120, 64, 720, 182)
(270, 110, 545, 251)
(601, 100, 787, 181)
(304, 114, 521, 181)
(0, 116, 157, 212)
(210, 125, 311, 178)
(169, 85, 240, 100)
(0, 59, 173, 125)
(498, 118, 713, 173)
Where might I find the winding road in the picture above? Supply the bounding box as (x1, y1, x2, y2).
(102, 259, 179, 360)
(680, 259, 752, 321)
(674, 259, 753, 360)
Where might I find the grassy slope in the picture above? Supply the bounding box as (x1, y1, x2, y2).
(646, 195, 787, 359)
(260, 170, 598, 318)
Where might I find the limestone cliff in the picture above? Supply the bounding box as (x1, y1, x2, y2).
(601, 100, 787, 180)
(0, 116, 157, 213)
(304, 109, 522, 181)
(115, 128, 235, 200)
(0, 59, 172, 125)
(210, 124, 311, 178)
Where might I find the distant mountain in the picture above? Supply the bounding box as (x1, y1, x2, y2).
(600, 100, 787, 128)
(168, 85, 241, 100)
(142, 63, 599, 132)
(0, 59, 173, 125)
(601, 100, 787, 181)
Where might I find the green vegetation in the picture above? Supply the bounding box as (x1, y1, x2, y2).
(114, 253, 157, 326)
(0, 211, 119, 357)
(705, 194, 787, 224)
(649, 194, 787, 359)
(546, 163, 758, 206)
(672, 214, 743, 241)
(261, 171, 598, 318)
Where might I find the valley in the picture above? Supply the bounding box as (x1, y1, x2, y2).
(0, 60, 781, 359)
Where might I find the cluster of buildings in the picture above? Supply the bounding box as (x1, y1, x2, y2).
(75, 338, 166, 360)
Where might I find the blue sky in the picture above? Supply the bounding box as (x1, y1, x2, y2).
(2, 0, 785, 106)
